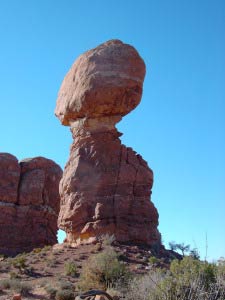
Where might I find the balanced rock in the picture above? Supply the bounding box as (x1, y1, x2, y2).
(55, 39, 145, 125)
(0, 153, 62, 255)
(55, 40, 160, 246)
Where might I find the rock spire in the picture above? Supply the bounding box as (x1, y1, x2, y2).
(55, 40, 160, 246)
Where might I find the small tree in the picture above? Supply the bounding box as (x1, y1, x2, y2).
(176, 243, 190, 257)
(189, 248, 200, 260)
(168, 241, 177, 251)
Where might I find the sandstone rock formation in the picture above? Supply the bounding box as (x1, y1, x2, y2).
(55, 40, 161, 246)
(0, 153, 62, 256)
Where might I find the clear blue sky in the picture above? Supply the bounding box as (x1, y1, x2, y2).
(0, 0, 224, 261)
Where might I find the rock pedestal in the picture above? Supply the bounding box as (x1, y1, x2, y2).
(0, 153, 62, 255)
(55, 40, 161, 246)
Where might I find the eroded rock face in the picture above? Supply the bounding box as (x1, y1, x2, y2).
(56, 40, 161, 246)
(0, 153, 62, 255)
(55, 39, 146, 125)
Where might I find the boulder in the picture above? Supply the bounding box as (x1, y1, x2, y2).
(55, 39, 145, 125)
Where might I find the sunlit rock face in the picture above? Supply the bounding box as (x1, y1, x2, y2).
(55, 40, 161, 246)
(0, 153, 62, 256)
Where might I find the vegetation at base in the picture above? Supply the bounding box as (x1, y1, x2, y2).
(78, 246, 129, 291)
(64, 260, 77, 277)
(0, 240, 224, 300)
(56, 280, 75, 300)
(149, 256, 161, 265)
(11, 255, 26, 269)
(0, 278, 32, 296)
(55, 289, 74, 300)
(124, 256, 225, 300)
(101, 234, 116, 246)
(45, 285, 58, 299)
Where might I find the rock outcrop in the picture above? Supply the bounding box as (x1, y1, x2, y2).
(55, 40, 161, 246)
(0, 153, 62, 255)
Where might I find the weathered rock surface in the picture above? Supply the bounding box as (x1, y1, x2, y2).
(0, 153, 62, 255)
(56, 40, 161, 246)
(55, 39, 146, 125)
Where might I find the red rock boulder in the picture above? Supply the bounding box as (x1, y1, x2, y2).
(55, 39, 146, 125)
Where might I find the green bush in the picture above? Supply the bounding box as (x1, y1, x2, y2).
(45, 285, 57, 299)
(11, 280, 32, 296)
(148, 256, 160, 265)
(170, 256, 217, 289)
(11, 255, 27, 270)
(64, 261, 77, 277)
(56, 289, 74, 300)
(200, 262, 217, 289)
(32, 248, 42, 254)
(43, 245, 52, 252)
(58, 280, 74, 291)
(217, 257, 225, 280)
(170, 256, 202, 284)
(0, 279, 31, 296)
(101, 234, 116, 246)
(9, 271, 20, 279)
(79, 246, 129, 290)
(0, 279, 11, 289)
(123, 256, 225, 300)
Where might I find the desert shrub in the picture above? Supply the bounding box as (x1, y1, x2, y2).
(0, 279, 11, 289)
(170, 256, 202, 284)
(101, 234, 116, 246)
(79, 246, 129, 291)
(43, 245, 52, 252)
(56, 289, 74, 300)
(11, 280, 32, 296)
(106, 287, 122, 299)
(45, 285, 57, 299)
(124, 270, 165, 300)
(170, 257, 218, 290)
(11, 255, 27, 270)
(123, 257, 225, 300)
(149, 256, 161, 265)
(46, 257, 57, 267)
(58, 280, 74, 291)
(217, 257, 225, 283)
(9, 271, 20, 279)
(189, 247, 200, 260)
(200, 262, 217, 289)
(64, 261, 77, 277)
(0, 279, 31, 295)
(32, 248, 42, 254)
